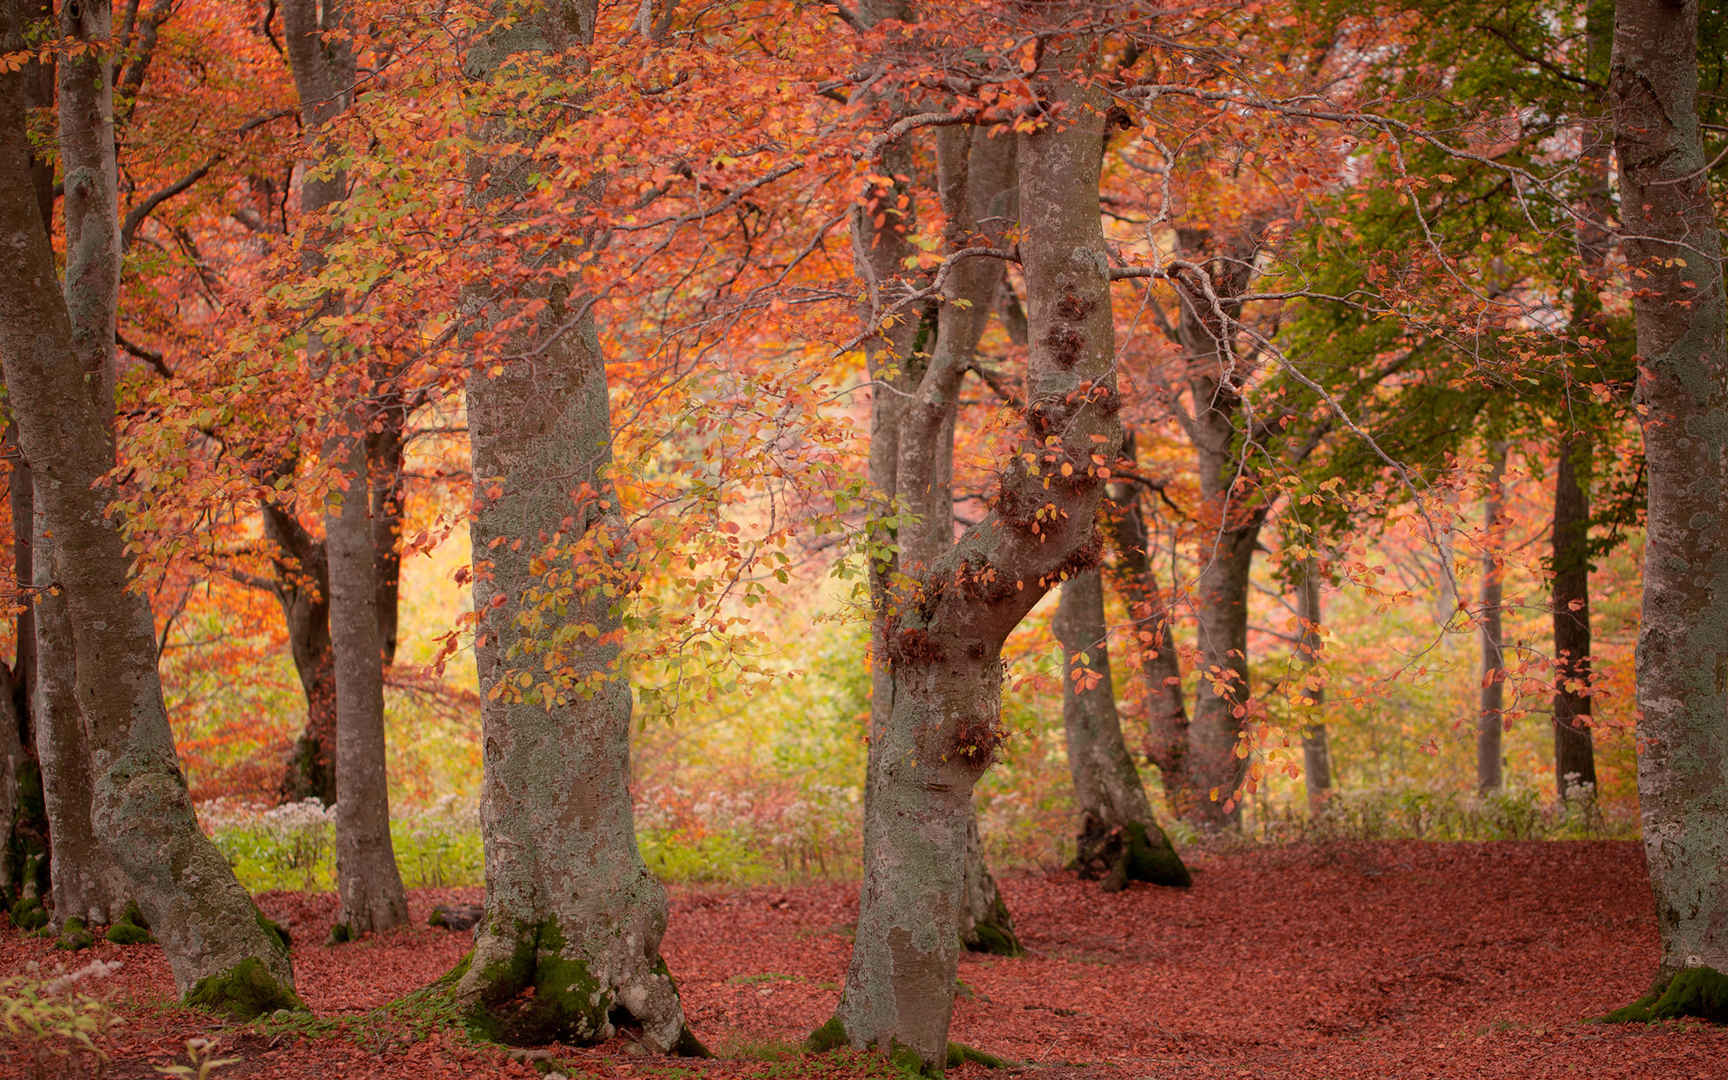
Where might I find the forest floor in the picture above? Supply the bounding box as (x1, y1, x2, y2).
(3, 840, 1724, 1079)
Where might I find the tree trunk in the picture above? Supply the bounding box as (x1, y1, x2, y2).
(453, 0, 697, 1051)
(369, 392, 408, 666)
(1477, 441, 1508, 794)
(33, 503, 123, 924)
(283, 0, 407, 935)
(0, 0, 297, 1014)
(1551, 433, 1597, 801)
(958, 814, 1022, 953)
(1602, 0, 1728, 1018)
(1101, 450, 1194, 817)
(827, 36, 1119, 1069)
(1056, 569, 1189, 889)
(1175, 226, 1264, 830)
(1296, 557, 1332, 814)
(264, 503, 340, 806)
(0, 659, 46, 919)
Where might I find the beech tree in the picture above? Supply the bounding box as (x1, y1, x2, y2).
(1604, 0, 1728, 1021)
(281, 0, 407, 939)
(451, 0, 700, 1049)
(0, 0, 298, 1015)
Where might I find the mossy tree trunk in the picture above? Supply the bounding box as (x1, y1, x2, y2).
(1477, 440, 1508, 794)
(1605, 0, 1728, 1013)
(453, 0, 696, 1052)
(1055, 569, 1188, 890)
(283, 0, 407, 936)
(0, 0, 297, 1014)
(830, 35, 1119, 1070)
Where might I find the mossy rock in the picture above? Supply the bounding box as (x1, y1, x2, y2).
(8, 895, 48, 932)
(54, 916, 95, 951)
(186, 957, 304, 1020)
(1603, 966, 1728, 1024)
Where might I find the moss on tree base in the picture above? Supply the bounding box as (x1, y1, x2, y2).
(8, 895, 47, 931)
(463, 920, 613, 1046)
(1075, 819, 1190, 892)
(105, 901, 153, 945)
(1603, 966, 1728, 1024)
(185, 957, 304, 1020)
(962, 894, 1024, 957)
(806, 1015, 849, 1053)
(945, 1042, 1008, 1069)
(54, 916, 94, 951)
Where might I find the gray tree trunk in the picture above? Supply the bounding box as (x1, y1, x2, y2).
(1602, 0, 1728, 1018)
(1295, 557, 1332, 814)
(0, 0, 297, 1014)
(282, 0, 407, 936)
(1101, 447, 1193, 816)
(1174, 227, 1264, 829)
(264, 501, 340, 806)
(453, 0, 697, 1051)
(1055, 569, 1188, 889)
(1477, 441, 1508, 794)
(827, 38, 1120, 1069)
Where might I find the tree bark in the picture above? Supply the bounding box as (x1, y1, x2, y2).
(1101, 445, 1194, 817)
(1477, 441, 1508, 794)
(1603, 0, 1728, 1015)
(264, 501, 340, 806)
(453, 0, 697, 1051)
(1296, 557, 1332, 814)
(283, 0, 407, 935)
(0, 0, 297, 1014)
(1174, 227, 1264, 830)
(828, 35, 1120, 1068)
(1055, 569, 1188, 889)
(1551, 433, 1597, 801)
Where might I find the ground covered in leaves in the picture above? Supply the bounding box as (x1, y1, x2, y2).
(4, 841, 1724, 1079)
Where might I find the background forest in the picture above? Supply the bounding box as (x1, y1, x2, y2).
(1, 0, 1726, 1076)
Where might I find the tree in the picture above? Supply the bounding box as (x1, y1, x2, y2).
(1603, 0, 1728, 1021)
(818, 14, 1122, 1067)
(1476, 440, 1508, 794)
(450, 0, 700, 1050)
(1055, 568, 1189, 888)
(281, 0, 407, 939)
(0, 0, 298, 1015)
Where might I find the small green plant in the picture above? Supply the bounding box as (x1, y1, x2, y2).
(0, 971, 120, 1080)
(155, 1037, 241, 1080)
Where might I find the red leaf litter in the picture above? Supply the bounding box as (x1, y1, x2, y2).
(3, 842, 1724, 1078)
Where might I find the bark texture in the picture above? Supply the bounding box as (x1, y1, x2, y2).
(1608, 0, 1728, 998)
(1101, 444, 1192, 817)
(454, 0, 695, 1051)
(831, 35, 1120, 1069)
(1174, 228, 1264, 829)
(264, 500, 340, 806)
(1295, 557, 1332, 814)
(1056, 569, 1189, 889)
(1551, 433, 1597, 800)
(284, 0, 407, 935)
(1477, 441, 1508, 794)
(0, 0, 296, 1013)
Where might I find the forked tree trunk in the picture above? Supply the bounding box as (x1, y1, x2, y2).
(825, 37, 1119, 1069)
(453, 0, 697, 1051)
(1550, 433, 1596, 801)
(283, 0, 407, 936)
(1295, 557, 1332, 814)
(1603, 0, 1728, 1019)
(1477, 441, 1508, 794)
(1055, 569, 1188, 889)
(0, 0, 296, 1014)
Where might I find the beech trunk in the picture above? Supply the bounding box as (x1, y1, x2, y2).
(830, 37, 1119, 1069)
(1607, 0, 1728, 1002)
(1477, 441, 1508, 794)
(453, 0, 695, 1050)
(1551, 433, 1597, 800)
(1295, 557, 1332, 814)
(1055, 569, 1188, 889)
(0, 0, 297, 1013)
